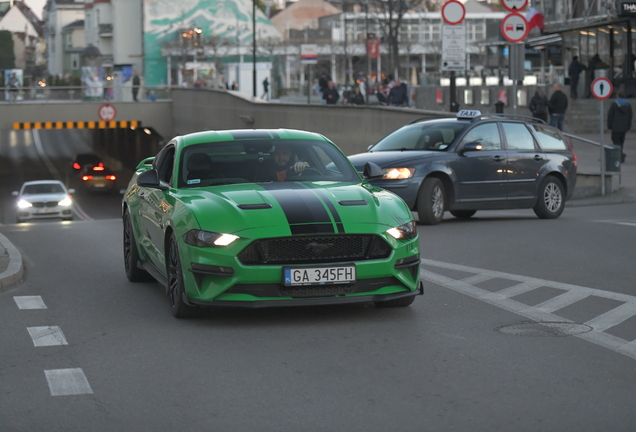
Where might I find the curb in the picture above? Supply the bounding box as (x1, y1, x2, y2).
(0, 232, 24, 292)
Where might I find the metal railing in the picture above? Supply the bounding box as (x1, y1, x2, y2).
(0, 86, 173, 103)
(563, 132, 620, 196)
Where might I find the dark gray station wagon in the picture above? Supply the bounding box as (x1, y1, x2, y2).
(348, 111, 578, 225)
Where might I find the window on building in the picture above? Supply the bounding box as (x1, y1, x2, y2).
(71, 53, 80, 70)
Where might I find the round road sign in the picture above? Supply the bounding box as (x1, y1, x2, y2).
(442, 0, 466, 25)
(590, 78, 613, 100)
(500, 13, 529, 43)
(501, 0, 528, 12)
(98, 104, 117, 122)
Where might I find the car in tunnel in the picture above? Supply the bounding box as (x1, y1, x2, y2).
(122, 129, 422, 318)
(79, 164, 118, 193)
(12, 180, 74, 223)
(347, 110, 578, 225)
(71, 153, 103, 171)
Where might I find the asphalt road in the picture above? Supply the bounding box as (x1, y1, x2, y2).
(2, 129, 636, 431)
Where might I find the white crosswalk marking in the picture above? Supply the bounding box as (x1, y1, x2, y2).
(44, 368, 93, 396)
(420, 258, 636, 361)
(27, 326, 68, 347)
(14, 296, 47, 309)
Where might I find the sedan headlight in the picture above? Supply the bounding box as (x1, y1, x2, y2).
(382, 168, 415, 179)
(184, 230, 239, 247)
(58, 196, 73, 207)
(386, 221, 417, 240)
(17, 199, 32, 209)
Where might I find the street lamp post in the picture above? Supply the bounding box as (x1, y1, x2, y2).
(253, 0, 257, 98)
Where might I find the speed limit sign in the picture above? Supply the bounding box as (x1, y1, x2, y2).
(98, 104, 117, 122)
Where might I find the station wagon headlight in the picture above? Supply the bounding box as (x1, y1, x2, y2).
(386, 221, 417, 240)
(17, 199, 32, 209)
(382, 168, 415, 179)
(58, 196, 73, 207)
(184, 230, 239, 247)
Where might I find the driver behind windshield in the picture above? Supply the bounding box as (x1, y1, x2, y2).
(257, 144, 309, 181)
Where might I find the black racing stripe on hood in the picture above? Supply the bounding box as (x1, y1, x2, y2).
(261, 183, 335, 234)
(290, 224, 335, 235)
(302, 184, 345, 234)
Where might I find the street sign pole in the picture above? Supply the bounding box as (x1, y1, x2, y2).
(600, 99, 605, 195)
(441, 0, 466, 113)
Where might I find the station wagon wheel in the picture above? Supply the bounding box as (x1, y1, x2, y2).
(450, 210, 477, 219)
(416, 177, 445, 225)
(167, 233, 195, 318)
(123, 210, 152, 282)
(533, 176, 565, 219)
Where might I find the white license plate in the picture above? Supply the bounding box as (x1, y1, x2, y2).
(36, 208, 56, 214)
(284, 265, 356, 286)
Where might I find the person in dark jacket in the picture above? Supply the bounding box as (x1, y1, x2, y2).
(350, 86, 365, 105)
(529, 88, 549, 123)
(568, 56, 586, 99)
(548, 83, 568, 131)
(607, 89, 633, 163)
(388, 79, 408, 106)
(322, 81, 339, 105)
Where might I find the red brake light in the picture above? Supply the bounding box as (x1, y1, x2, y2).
(106, 175, 117, 181)
(73, 163, 81, 169)
(93, 166, 105, 171)
(98, 162, 104, 167)
(572, 154, 578, 170)
(82, 175, 93, 181)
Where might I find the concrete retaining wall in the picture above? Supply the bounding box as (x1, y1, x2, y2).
(171, 89, 449, 156)
(0, 100, 174, 140)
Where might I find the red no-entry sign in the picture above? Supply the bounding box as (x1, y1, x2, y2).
(442, 0, 466, 25)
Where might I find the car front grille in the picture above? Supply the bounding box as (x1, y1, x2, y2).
(237, 234, 392, 265)
(280, 285, 357, 297)
(31, 201, 59, 208)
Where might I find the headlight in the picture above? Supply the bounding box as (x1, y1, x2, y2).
(184, 230, 239, 247)
(386, 221, 417, 240)
(382, 168, 415, 179)
(58, 196, 73, 207)
(17, 199, 32, 209)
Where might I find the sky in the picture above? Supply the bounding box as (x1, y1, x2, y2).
(23, 0, 47, 20)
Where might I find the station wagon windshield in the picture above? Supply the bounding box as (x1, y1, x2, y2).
(371, 121, 468, 152)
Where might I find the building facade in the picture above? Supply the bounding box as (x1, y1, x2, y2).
(43, 0, 84, 77)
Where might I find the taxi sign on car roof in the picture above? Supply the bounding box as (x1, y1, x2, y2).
(456, 110, 482, 120)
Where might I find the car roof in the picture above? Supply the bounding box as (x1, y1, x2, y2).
(22, 180, 65, 186)
(176, 129, 329, 146)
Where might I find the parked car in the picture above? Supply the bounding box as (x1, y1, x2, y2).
(347, 110, 578, 225)
(12, 180, 74, 223)
(79, 164, 118, 193)
(122, 129, 422, 318)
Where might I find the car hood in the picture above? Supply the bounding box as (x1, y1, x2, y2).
(20, 193, 68, 203)
(348, 151, 440, 170)
(176, 181, 412, 237)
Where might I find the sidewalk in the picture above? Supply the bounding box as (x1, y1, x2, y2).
(1, 131, 635, 291)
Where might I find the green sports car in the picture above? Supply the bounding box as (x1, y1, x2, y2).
(122, 129, 422, 317)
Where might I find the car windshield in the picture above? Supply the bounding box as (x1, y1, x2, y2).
(370, 121, 468, 152)
(178, 139, 359, 188)
(22, 183, 64, 194)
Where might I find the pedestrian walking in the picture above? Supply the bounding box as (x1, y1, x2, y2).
(529, 88, 549, 123)
(319, 72, 331, 105)
(568, 56, 586, 99)
(607, 89, 632, 163)
(548, 83, 568, 131)
(322, 81, 339, 105)
(388, 79, 408, 107)
(7, 72, 20, 102)
(261, 77, 269, 100)
(132, 70, 140, 102)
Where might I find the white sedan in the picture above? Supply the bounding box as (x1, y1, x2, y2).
(12, 180, 75, 223)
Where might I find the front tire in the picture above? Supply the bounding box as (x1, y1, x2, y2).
(416, 177, 445, 225)
(123, 210, 152, 282)
(167, 233, 195, 318)
(533, 176, 565, 219)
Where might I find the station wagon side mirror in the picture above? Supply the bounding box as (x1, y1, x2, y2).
(460, 141, 483, 155)
(137, 169, 167, 190)
(363, 162, 384, 179)
(367, 144, 374, 151)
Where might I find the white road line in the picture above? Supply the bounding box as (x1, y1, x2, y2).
(14, 296, 47, 309)
(44, 368, 93, 396)
(460, 273, 495, 284)
(593, 219, 636, 227)
(27, 326, 68, 347)
(420, 258, 636, 361)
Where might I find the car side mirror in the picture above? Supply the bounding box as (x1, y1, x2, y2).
(367, 144, 374, 151)
(12, 191, 18, 197)
(460, 141, 483, 155)
(137, 169, 166, 190)
(363, 162, 384, 179)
